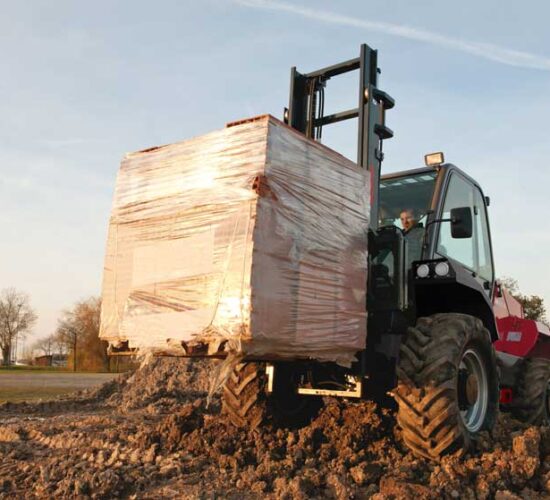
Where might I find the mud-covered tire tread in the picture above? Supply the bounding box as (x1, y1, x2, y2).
(222, 362, 322, 430)
(222, 362, 267, 430)
(394, 313, 499, 461)
(510, 357, 550, 425)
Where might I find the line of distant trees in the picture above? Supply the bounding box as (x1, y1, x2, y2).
(31, 297, 109, 371)
(57, 297, 109, 371)
(0, 288, 114, 371)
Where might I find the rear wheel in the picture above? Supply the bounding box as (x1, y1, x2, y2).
(269, 363, 323, 427)
(510, 357, 550, 425)
(394, 313, 499, 460)
(222, 362, 322, 429)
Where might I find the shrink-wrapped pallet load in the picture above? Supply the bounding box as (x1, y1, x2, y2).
(100, 115, 370, 366)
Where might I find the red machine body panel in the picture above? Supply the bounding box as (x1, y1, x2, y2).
(493, 316, 539, 358)
(492, 284, 550, 361)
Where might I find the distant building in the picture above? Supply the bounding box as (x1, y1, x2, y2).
(33, 354, 68, 367)
(16, 358, 33, 366)
(34, 355, 51, 366)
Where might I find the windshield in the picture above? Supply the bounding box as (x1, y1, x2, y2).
(379, 171, 437, 229)
(378, 170, 438, 269)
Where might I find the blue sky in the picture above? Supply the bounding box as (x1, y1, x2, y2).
(1, 0, 549, 343)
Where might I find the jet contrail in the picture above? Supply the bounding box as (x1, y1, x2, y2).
(234, 0, 550, 70)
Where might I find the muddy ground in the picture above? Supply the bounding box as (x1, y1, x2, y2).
(1, 359, 550, 499)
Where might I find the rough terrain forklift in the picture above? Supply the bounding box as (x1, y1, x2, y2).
(222, 43, 550, 460)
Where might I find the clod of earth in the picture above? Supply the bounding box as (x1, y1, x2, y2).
(1, 358, 550, 499)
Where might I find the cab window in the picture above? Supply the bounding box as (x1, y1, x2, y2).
(437, 174, 474, 268)
(379, 171, 437, 268)
(379, 171, 437, 230)
(437, 173, 493, 282)
(473, 189, 493, 281)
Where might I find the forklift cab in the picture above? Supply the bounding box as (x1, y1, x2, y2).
(372, 159, 497, 341)
(378, 161, 493, 278)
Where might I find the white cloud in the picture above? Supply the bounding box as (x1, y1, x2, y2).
(235, 0, 550, 70)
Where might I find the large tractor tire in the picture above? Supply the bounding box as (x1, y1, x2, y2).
(510, 357, 550, 425)
(222, 362, 322, 429)
(394, 313, 499, 461)
(222, 362, 267, 429)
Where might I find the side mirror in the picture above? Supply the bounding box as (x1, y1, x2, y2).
(450, 207, 472, 239)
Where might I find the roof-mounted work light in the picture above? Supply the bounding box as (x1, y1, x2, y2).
(424, 152, 445, 167)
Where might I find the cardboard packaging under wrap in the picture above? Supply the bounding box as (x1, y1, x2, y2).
(100, 115, 370, 366)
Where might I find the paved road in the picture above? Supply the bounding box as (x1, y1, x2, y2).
(0, 371, 119, 402)
(0, 372, 118, 389)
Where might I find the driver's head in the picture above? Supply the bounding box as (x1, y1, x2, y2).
(400, 209, 417, 232)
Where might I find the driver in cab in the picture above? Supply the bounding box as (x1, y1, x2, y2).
(400, 209, 418, 233)
(400, 208, 424, 266)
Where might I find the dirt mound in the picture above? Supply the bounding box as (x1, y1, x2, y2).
(95, 358, 219, 413)
(2, 359, 550, 499)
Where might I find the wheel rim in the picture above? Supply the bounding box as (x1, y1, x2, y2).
(457, 348, 488, 433)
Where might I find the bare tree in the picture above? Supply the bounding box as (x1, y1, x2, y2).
(52, 333, 67, 357)
(0, 288, 37, 366)
(56, 298, 104, 371)
(57, 312, 83, 372)
(21, 343, 36, 363)
(32, 335, 54, 357)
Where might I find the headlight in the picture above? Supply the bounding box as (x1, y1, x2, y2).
(424, 152, 445, 167)
(435, 261, 450, 277)
(416, 264, 430, 278)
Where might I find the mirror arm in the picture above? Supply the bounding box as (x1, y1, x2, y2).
(421, 217, 452, 250)
(424, 217, 452, 232)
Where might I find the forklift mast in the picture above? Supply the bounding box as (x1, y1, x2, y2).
(285, 43, 395, 230)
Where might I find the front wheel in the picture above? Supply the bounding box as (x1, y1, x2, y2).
(394, 313, 499, 461)
(222, 362, 267, 429)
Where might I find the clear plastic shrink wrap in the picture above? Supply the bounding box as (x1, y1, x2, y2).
(100, 115, 370, 366)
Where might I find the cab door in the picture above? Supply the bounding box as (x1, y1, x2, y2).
(434, 171, 495, 296)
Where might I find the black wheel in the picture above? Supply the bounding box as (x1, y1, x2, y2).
(222, 362, 322, 429)
(222, 362, 267, 429)
(510, 357, 550, 425)
(394, 313, 499, 460)
(269, 363, 323, 428)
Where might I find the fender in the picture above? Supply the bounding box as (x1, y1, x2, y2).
(492, 282, 550, 362)
(413, 258, 499, 342)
